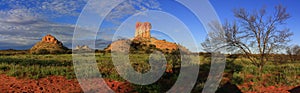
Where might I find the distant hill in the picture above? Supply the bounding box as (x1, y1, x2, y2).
(30, 34, 68, 54)
(0, 49, 28, 55)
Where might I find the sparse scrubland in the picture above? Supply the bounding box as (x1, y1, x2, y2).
(0, 51, 299, 92)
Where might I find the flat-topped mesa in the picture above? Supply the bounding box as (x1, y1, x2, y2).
(135, 22, 151, 39)
(42, 34, 62, 45)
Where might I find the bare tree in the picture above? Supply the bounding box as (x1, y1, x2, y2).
(286, 45, 300, 61)
(202, 5, 293, 73)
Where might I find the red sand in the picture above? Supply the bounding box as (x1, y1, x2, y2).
(0, 74, 133, 93)
(0, 74, 298, 93)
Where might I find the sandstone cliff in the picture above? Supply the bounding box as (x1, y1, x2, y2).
(135, 22, 151, 39)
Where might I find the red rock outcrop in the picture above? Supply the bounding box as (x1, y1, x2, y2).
(42, 34, 62, 45)
(135, 22, 151, 39)
(104, 22, 190, 53)
(30, 34, 68, 54)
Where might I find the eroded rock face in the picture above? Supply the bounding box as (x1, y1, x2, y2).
(104, 22, 190, 54)
(42, 34, 62, 45)
(135, 22, 151, 39)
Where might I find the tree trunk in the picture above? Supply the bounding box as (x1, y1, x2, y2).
(258, 65, 264, 81)
(258, 55, 265, 81)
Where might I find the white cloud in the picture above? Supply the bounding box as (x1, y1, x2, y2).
(1, 0, 86, 17)
(84, 0, 161, 24)
(0, 0, 162, 49)
(0, 9, 43, 32)
(0, 8, 74, 47)
(0, 8, 106, 49)
(107, 0, 161, 23)
(0, 9, 41, 24)
(40, 0, 86, 17)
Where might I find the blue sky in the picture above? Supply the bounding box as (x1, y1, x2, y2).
(0, 0, 299, 52)
(210, 0, 300, 46)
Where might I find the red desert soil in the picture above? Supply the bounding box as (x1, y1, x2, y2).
(238, 82, 295, 93)
(1, 73, 298, 93)
(0, 74, 133, 93)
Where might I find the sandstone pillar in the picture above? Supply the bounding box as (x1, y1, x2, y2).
(135, 22, 151, 39)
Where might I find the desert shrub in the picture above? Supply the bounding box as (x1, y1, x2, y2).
(66, 50, 72, 54)
(50, 49, 65, 54)
(37, 49, 50, 54)
(135, 84, 161, 93)
(232, 72, 244, 84)
(0, 64, 10, 71)
(231, 61, 300, 88)
(0, 54, 76, 79)
(225, 61, 243, 73)
(105, 73, 124, 81)
(4, 64, 74, 79)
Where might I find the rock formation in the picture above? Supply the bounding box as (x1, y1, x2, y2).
(42, 34, 62, 45)
(135, 22, 151, 39)
(74, 45, 92, 51)
(30, 34, 68, 54)
(104, 22, 190, 53)
(104, 39, 131, 53)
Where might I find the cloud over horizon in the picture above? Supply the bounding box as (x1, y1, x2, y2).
(0, 0, 161, 50)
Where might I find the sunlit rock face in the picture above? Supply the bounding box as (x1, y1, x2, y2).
(42, 34, 62, 45)
(104, 22, 190, 54)
(30, 34, 68, 54)
(135, 22, 151, 39)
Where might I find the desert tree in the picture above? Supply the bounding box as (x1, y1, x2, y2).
(286, 45, 300, 61)
(202, 5, 293, 73)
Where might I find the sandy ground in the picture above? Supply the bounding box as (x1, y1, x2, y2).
(1, 74, 299, 93)
(0, 74, 133, 93)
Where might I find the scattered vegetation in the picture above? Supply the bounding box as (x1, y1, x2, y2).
(0, 54, 75, 79)
(286, 45, 300, 62)
(202, 4, 293, 75)
(0, 51, 299, 92)
(30, 41, 68, 54)
(0, 5, 298, 92)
